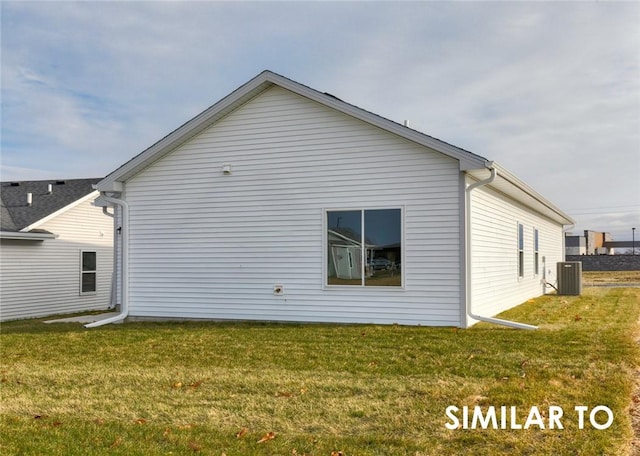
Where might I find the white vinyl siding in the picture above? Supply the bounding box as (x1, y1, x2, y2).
(468, 178, 564, 321)
(124, 86, 462, 326)
(0, 198, 114, 321)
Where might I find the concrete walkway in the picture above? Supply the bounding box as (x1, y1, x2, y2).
(43, 312, 120, 324)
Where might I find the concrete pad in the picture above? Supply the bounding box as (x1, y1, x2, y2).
(44, 312, 120, 324)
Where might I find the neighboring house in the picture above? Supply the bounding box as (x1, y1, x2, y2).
(93, 70, 573, 328)
(0, 179, 114, 321)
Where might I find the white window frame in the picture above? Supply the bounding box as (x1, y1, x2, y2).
(533, 228, 540, 277)
(324, 207, 405, 289)
(517, 223, 524, 279)
(80, 250, 97, 295)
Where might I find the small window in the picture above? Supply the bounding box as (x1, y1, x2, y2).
(518, 223, 524, 278)
(534, 229, 539, 276)
(81, 251, 97, 294)
(327, 209, 402, 287)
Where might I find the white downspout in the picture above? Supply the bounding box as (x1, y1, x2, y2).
(86, 195, 129, 328)
(102, 207, 117, 309)
(465, 164, 538, 330)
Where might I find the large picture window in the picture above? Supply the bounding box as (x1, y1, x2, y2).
(327, 209, 402, 287)
(81, 250, 97, 294)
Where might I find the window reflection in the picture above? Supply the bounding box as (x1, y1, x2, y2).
(365, 209, 401, 287)
(327, 211, 362, 285)
(327, 209, 401, 287)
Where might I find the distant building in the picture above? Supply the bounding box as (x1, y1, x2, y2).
(565, 235, 586, 255)
(565, 230, 613, 256)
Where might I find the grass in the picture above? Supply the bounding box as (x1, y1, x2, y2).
(1, 287, 639, 455)
(583, 271, 640, 285)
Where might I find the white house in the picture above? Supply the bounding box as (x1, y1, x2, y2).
(91, 71, 573, 329)
(0, 179, 114, 321)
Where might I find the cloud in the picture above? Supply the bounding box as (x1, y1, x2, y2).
(1, 1, 638, 239)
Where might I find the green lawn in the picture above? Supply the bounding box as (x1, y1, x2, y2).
(1, 287, 639, 455)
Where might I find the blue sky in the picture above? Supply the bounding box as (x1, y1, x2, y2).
(1, 1, 639, 241)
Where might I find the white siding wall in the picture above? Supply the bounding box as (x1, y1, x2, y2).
(469, 179, 565, 321)
(0, 198, 114, 321)
(124, 86, 463, 325)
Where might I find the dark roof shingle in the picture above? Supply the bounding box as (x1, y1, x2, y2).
(0, 178, 101, 232)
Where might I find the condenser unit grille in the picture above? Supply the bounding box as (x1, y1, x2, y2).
(557, 262, 582, 296)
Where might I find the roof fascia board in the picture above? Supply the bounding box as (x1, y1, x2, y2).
(97, 72, 276, 191)
(98, 71, 487, 191)
(266, 72, 487, 170)
(19, 191, 100, 232)
(492, 162, 574, 225)
(0, 231, 57, 240)
(467, 164, 574, 225)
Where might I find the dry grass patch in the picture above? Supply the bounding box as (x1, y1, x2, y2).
(1, 287, 639, 455)
(583, 270, 640, 285)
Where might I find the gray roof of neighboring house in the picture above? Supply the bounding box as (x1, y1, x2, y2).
(0, 178, 101, 232)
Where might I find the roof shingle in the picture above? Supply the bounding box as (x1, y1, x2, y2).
(0, 178, 101, 231)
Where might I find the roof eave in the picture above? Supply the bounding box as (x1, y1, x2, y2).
(266, 72, 488, 171)
(97, 70, 487, 190)
(97, 71, 277, 190)
(467, 163, 574, 226)
(494, 162, 575, 225)
(19, 191, 101, 232)
(0, 230, 57, 241)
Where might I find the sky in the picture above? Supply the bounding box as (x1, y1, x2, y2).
(1, 1, 639, 242)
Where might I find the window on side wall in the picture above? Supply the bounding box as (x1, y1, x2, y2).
(518, 223, 524, 279)
(81, 250, 97, 294)
(534, 228, 539, 276)
(326, 209, 402, 287)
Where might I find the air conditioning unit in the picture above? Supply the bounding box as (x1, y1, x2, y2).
(557, 262, 582, 296)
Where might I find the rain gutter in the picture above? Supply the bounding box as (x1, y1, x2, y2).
(465, 163, 538, 330)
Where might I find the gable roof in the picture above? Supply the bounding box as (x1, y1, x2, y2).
(97, 70, 489, 192)
(96, 70, 573, 226)
(0, 178, 101, 232)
